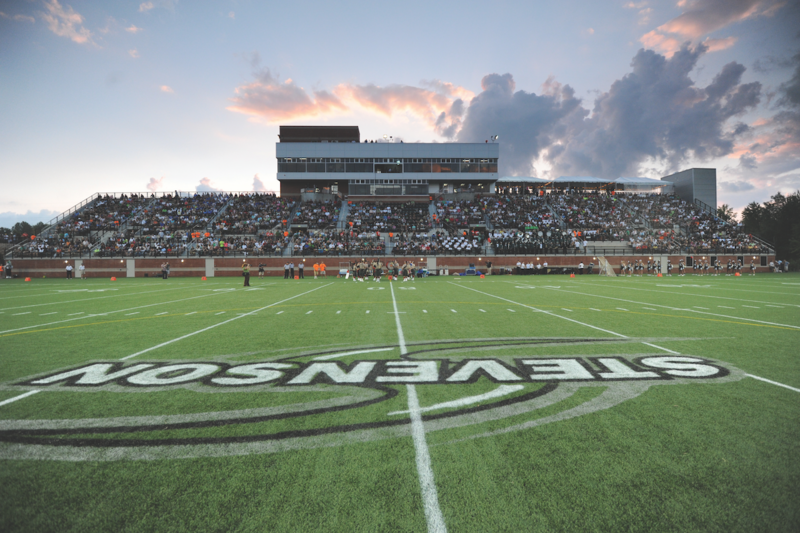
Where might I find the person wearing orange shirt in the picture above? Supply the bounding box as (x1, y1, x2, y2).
(319, 261, 327, 278)
(313, 262, 320, 279)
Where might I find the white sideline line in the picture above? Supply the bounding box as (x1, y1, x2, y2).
(389, 385, 525, 415)
(0, 390, 40, 407)
(120, 284, 333, 361)
(746, 374, 800, 393)
(389, 282, 447, 533)
(538, 287, 800, 331)
(0, 285, 191, 312)
(450, 283, 628, 339)
(314, 347, 394, 361)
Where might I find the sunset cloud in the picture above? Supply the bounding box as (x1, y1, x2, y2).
(129, 49, 139, 58)
(196, 178, 222, 192)
(0, 11, 36, 23)
(160, 85, 174, 93)
(146, 176, 165, 192)
(640, 0, 785, 56)
(125, 24, 143, 34)
(252, 174, 267, 192)
(228, 68, 473, 137)
(139, 2, 154, 13)
(39, 0, 93, 45)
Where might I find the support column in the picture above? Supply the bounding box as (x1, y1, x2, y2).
(205, 258, 214, 278)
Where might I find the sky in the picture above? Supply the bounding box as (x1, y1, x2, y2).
(1, 0, 799, 226)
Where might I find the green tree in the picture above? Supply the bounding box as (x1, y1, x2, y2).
(741, 191, 800, 270)
(717, 204, 736, 222)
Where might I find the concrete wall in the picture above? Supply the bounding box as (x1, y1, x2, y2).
(4, 254, 776, 278)
(661, 168, 717, 208)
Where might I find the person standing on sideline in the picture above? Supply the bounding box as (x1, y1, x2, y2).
(284, 262, 290, 279)
(258, 263, 265, 278)
(578, 261, 584, 275)
(79, 263, 86, 279)
(320, 261, 327, 278)
(313, 262, 320, 279)
(242, 261, 251, 287)
(66, 263, 73, 279)
(289, 261, 295, 279)
(298, 261, 305, 279)
(165, 262, 170, 279)
(161, 262, 167, 280)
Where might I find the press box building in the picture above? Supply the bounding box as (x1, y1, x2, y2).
(276, 125, 499, 198)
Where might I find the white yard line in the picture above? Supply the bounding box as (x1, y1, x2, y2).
(746, 374, 800, 393)
(0, 390, 40, 407)
(67, 312, 85, 316)
(508, 309, 516, 312)
(215, 312, 226, 315)
(155, 312, 168, 316)
(313, 347, 394, 361)
(766, 305, 784, 308)
(742, 305, 759, 309)
(0, 285, 192, 312)
(306, 310, 313, 315)
(479, 309, 486, 313)
(718, 306, 735, 309)
(12, 312, 31, 316)
(450, 283, 628, 339)
(451, 309, 457, 313)
(389, 282, 447, 533)
(276, 311, 284, 315)
(569, 279, 800, 308)
(642, 307, 657, 311)
(125, 312, 140, 316)
(39, 312, 57, 316)
(120, 284, 333, 361)
(538, 287, 800, 331)
(185, 311, 197, 315)
(336, 310, 341, 314)
(0, 292, 226, 335)
(560, 308, 572, 312)
(389, 385, 525, 416)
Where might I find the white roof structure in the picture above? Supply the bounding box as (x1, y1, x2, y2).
(498, 176, 667, 186)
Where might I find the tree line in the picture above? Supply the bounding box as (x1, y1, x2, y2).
(737, 191, 799, 270)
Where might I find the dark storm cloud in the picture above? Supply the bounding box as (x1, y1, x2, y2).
(457, 45, 761, 178)
(456, 73, 585, 176)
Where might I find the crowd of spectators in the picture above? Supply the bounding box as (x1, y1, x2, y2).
(485, 196, 556, 231)
(127, 193, 229, 235)
(288, 231, 385, 256)
(548, 191, 631, 241)
(434, 199, 488, 230)
(292, 199, 340, 230)
(215, 194, 294, 235)
(347, 201, 431, 233)
(54, 194, 152, 238)
(489, 229, 575, 255)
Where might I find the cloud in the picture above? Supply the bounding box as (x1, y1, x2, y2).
(228, 11, 235, 20)
(196, 178, 222, 192)
(719, 179, 756, 192)
(227, 68, 348, 123)
(146, 177, 165, 192)
(228, 66, 473, 136)
(139, 2, 154, 13)
(129, 49, 139, 58)
(38, 0, 93, 45)
(0, 11, 36, 23)
(0, 210, 61, 229)
(253, 174, 268, 192)
(702, 36, 738, 52)
(160, 85, 174, 93)
(125, 24, 143, 34)
(640, 0, 785, 56)
(455, 45, 761, 179)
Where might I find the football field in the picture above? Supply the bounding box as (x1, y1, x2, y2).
(1, 273, 798, 532)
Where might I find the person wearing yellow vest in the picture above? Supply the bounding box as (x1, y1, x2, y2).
(242, 261, 251, 287)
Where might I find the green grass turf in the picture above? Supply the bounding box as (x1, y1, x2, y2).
(0, 273, 799, 532)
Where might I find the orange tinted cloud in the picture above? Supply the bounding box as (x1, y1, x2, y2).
(39, 0, 93, 45)
(640, 0, 783, 56)
(228, 71, 472, 136)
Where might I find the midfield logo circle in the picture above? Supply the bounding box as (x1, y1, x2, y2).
(0, 338, 743, 461)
